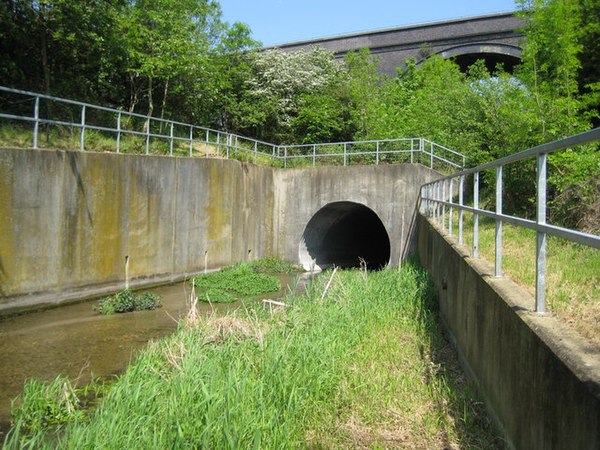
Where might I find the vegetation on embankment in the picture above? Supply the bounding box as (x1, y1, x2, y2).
(4, 264, 503, 449)
(461, 216, 600, 347)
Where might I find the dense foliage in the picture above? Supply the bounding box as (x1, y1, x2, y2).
(0, 0, 597, 229)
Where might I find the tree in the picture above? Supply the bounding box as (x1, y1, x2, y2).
(0, 0, 127, 102)
(516, 0, 585, 137)
(235, 47, 343, 143)
(516, 0, 598, 228)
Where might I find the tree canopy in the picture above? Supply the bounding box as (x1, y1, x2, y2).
(0, 0, 597, 229)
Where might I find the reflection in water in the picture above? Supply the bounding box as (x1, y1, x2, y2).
(0, 275, 299, 434)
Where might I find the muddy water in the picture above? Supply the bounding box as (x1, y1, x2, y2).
(0, 275, 300, 433)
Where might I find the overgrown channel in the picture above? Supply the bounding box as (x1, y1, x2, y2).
(3, 261, 503, 448)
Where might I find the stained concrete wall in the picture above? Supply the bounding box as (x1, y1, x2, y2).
(417, 214, 600, 450)
(0, 148, 437, 313)
(0, 148, 275, 312)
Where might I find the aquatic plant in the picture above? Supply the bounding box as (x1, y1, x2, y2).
(95, 289, 161, 315)
(192, 262, 281, 303)
(248, 256, 300, 274)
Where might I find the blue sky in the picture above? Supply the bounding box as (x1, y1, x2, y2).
(218, 0, 518, 47)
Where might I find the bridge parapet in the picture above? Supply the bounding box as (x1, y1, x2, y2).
(0, 85, 464, 172)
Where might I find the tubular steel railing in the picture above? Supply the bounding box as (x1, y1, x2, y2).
(420, 127, 600, 313)
(0, 86, 464, 171)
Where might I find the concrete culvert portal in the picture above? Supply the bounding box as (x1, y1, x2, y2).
(299, 201, 391, 271)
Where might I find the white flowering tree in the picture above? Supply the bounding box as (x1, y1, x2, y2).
(234, 47, 344, 143)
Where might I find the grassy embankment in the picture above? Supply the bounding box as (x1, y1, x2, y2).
(0, 125, 281, 166)
(4, 263, 502, 449)
(453, 214, 599, 346)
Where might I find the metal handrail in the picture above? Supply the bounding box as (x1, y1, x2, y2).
(0, 85, 465, 170)
(419, 127, 600, 313)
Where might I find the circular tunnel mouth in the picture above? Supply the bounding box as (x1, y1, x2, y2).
(299, 201, 391, 271)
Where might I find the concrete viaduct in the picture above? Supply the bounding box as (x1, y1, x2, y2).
(271, 12, 525, 75)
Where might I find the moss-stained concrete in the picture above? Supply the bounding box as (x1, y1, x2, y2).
(0, 148, 435, 313)
(0, 149, 282, 313)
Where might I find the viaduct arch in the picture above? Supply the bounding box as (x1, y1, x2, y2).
(271, 12, 524, 75)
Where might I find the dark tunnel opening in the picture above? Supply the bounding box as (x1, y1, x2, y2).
(299, 201, 391, 271)
(453, 52, 521, 74)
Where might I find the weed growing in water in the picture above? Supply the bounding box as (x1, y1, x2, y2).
(192, 260, 282, 303)
(248, 257, 300, 274)
(95, 289, 161, 315)
(9, 377, 85, 435)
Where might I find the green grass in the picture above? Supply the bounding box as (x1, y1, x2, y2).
(447, 212, 600, 346)
(4, 264, 502, 449)
(0, 124, 283, 166)
(94, 289, 161, 315)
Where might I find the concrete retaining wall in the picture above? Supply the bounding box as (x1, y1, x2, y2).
(417, 214, 600, 450)
(0, 148, 436, 313)
(0, 149, 275, 312)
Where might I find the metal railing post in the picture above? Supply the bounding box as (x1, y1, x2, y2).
(430, 142, 434, 169)
(80, 105, 86, 151)
(473, 172, 480, 258)
(343, 143, 347, 166)
(116, 111, 122, 153)
(442, 180, 447, 231)
(376, 141, 380, 165)
(254, 141, 258, 164)
(284, 146, 287, 168)
(169, 121, 174, 156)
(449, 178, 454, 236)
(145, 117, 150, 155)
(435, 181, 441, 223)
(205, 129, 209, 158)
(312, 144, 316, 167)
(410, 139, 414, 164)
(216, 133, 220, 157)
(33, 95, 40, 149)
(189, 126, 193, 157)
(536, 153, 548, 313)
(495, 165, 503, 277)
(458, 175, 464, 245)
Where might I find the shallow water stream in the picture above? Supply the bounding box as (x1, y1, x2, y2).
(0, 274, 300, 435)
